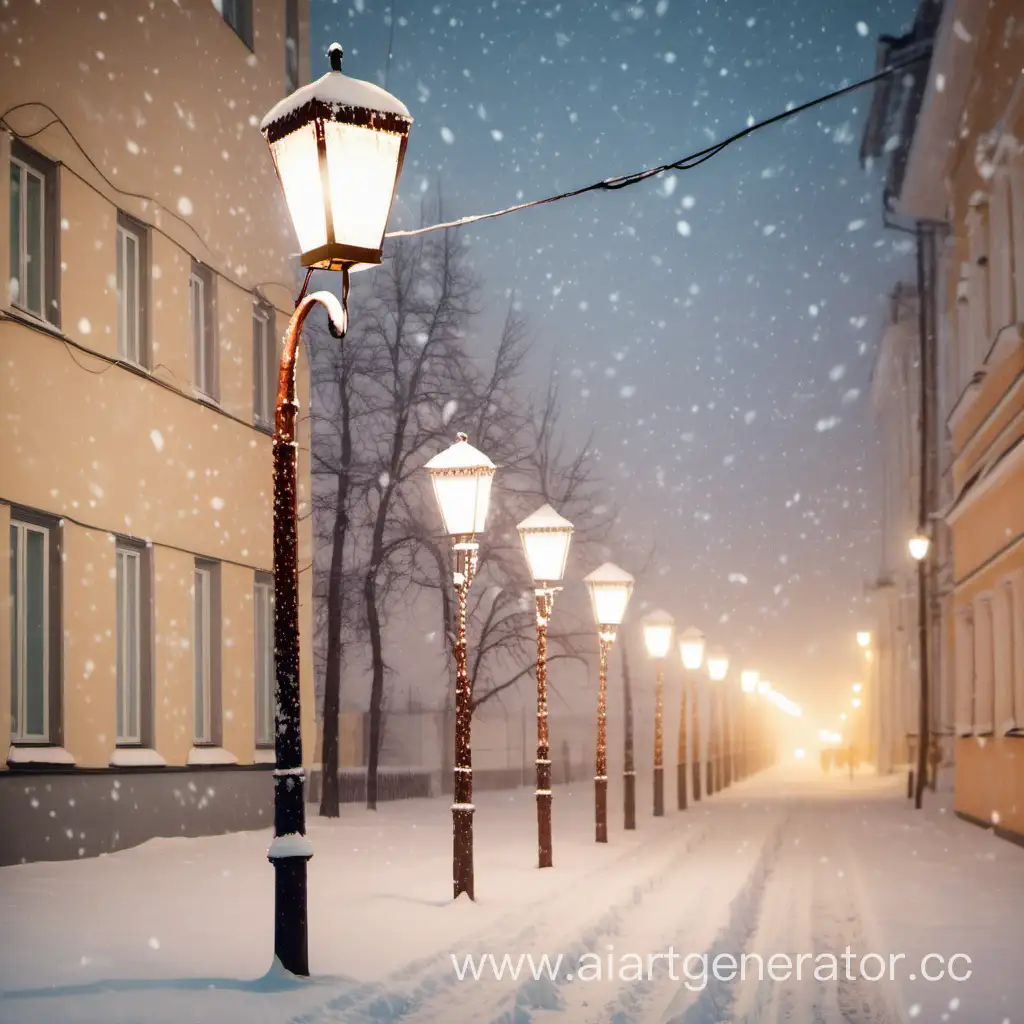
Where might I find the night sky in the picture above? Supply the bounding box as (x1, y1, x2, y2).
(312, 0, 920, 725)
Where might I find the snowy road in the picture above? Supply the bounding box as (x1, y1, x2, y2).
(1, 765, 1022, 1023)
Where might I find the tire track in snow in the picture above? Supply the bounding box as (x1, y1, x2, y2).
(530, 804, 787, 1024)
(289, 816, 712, 1024)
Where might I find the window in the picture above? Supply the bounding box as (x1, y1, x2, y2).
(988, 173, 1014, 340)
(253, 301, 277, 428)
(217, 0, 253, 49)
(966, 205, 990, 370)
(9, 141, 59, 325)
(193, 560, 221, 744)
(254, 574, 274, 747)
(1009, 156, 1024, 324)
(116, 542, 152, 745)
(285, 0, 300, 93)
(973, 595, 994, 735)
(189, 262, 217, 400)
(116, 213, 149, 367)
(10, 512, 60, 743)
(954, 607, 974, 737)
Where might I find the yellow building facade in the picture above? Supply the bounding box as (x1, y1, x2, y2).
(0, 0, 316, 863)
(894, 0, 1024, 839)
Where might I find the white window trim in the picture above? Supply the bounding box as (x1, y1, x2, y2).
(254, 576, 274, 747)
(116, 220, 143, 365)
(972, 593, 995, 736)
(10, 156, 47, 321)
(993, 580, 1015, 735)
(190, 269, 217, 401)
(253, 304, 275, 428)
(193, 565, 213, 744)
(10, 518, 50, 743)
(954, 606, 974, 737)
(116, 547, 142, 744)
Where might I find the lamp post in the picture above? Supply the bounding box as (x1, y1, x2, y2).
(909, 529, 931, 810)
(584, 563, 634, 843)
(517, 504, 574, 869)
(425, 434, 496, 900)
(642, 610, 674, 817)
(679, 627, 706, 801)
(739, 669, 759, 779)
(706, 648, 728, 794)
(259, 42, 411, 977)
(757, 679, 772, 771)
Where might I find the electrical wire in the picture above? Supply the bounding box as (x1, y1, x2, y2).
(385, 52, 930, 239)
(2, 102, 297, 313)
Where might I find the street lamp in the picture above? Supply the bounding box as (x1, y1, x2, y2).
(642, 609, 675, 817)
(706, 647, 729, 794)
(259, 42, 411, 977)
(425, 433, 496, 900)
(584, 562, 634, 843)
(677, 626, 705, 803)
(739, 669, 759, 780)
(908, 531, 931, 562)
(852, 683, 863, 694)
(856, 630, 872, 649)
(517, 504, 574, 869)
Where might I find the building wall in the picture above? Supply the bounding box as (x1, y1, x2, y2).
(1, 1, 317, 855)
(914, 0, 1024, 838)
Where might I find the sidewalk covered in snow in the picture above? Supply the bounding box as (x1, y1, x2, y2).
(1, 765, 1021, 1023)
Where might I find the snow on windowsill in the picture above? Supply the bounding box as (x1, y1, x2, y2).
(109, 747, 167, 768)
(187, 746, 238, 766)
(7, 745, 76, 766)
(254, 748, 276, 764)
(267, 832, 314, 860)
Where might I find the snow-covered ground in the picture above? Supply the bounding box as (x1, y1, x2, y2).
(1, 764, 1022, 1023)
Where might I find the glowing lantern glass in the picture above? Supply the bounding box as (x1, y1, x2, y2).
(908, 532, 930, 561)
(260, 43, 412, 270)
(517, 504, 573, 586)
(706, 647, 729, 682)
(740, 669, 760, 693)
(642, 609, 675, 660)
(424, 433, 495, 539)
(678, 626, 705, 671)
(584, 563, 634, 628)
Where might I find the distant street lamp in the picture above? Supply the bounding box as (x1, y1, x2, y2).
(259, 42, 411, 976)
(706, 647, 729, 794)
(584, 563, 635, 843)
(856, 630, 872, 648)
(908, 532, 931, 562)
(425, 434, 496, 900)
(678, 626, 706, 802)
(517, 504, 574, 869)
(642, 610, 675, 817)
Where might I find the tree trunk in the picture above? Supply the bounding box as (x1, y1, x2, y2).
(364, 560, 385, 810)
(319, 361, 353, 818)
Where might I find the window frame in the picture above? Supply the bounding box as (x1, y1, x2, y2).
(115, 212, 150, 368)
(189, 261, 218, 401)
(253, 300, 277, 430)
(8, 140, 60, 327)
(9, 507, 62, 745)
(254, 572, 275, 748)
(218, 0, 254, 50)
(285, 0, 300, 93)
(192, 559, 222, 746)
(115, 539, 152, 746)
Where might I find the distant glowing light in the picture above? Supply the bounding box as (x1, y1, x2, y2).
(794, 748, 806, 760)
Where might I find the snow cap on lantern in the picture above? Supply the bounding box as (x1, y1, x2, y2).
(642, 609, 675, 660)
(678, 626, 705, 670)
(260, 42, 412, 270)
(424, 433, 495, 538)
(517, 504, 574, 586)
(583, 562, 634, 628)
